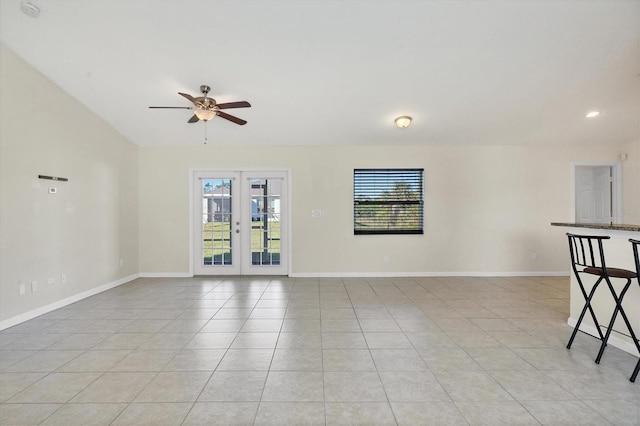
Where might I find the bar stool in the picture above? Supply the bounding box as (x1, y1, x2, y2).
(627, 238, 640, 382)
(565, 234, 638, 373)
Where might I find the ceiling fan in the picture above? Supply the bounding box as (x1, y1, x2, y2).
(149, 85, 251, 125)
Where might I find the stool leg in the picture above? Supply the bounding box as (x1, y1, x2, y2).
(595, 278, 626, 363)
(610, 297, 640, 380)
(595, 279, 640, 364)
(631, 359, 639, 383)
(595, 306, 620, 364)
(568, 277, 605, 349)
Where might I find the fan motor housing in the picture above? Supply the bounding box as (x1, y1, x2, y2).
(195, 97, 216, 107)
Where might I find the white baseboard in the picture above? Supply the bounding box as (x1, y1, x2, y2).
(568, 317, 640, 357)
(138, 272, 193, 278)
(0, 274, 139, 331)
(291, 271, 570, 278)
(136, 271, 569, 279)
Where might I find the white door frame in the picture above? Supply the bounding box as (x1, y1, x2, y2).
(571, 162, 622, 224)
(189, 167, 292, 276)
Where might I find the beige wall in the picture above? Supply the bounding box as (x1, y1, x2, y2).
(2, 41, 638, 325)
(138, 143, 627, 276)
(0, 45, 139, 323)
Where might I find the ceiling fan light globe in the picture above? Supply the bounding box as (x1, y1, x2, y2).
(194, 109, 216, 121)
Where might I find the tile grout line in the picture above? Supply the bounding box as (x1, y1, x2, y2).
(253, 276, 291, 425)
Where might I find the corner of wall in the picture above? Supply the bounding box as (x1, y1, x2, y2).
(0, 44, 140, 325)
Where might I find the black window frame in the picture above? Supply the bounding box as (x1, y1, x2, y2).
(353, 168, 424, 235)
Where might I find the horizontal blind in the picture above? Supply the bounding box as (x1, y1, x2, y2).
(354, 168, 424, 235)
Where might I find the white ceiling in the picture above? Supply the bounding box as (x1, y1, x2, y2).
(1, 0, 638, 147)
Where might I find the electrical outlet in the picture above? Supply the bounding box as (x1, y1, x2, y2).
(31, 281, 38, 292)
(48, 277, 55, 285)
(19, 282, 26, 296)
(384, 255, 390, 263)
(530, 253, 537, 261)
(119, 259, 124, 267)
(61, 274, 67, 284)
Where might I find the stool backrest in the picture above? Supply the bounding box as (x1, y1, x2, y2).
(566, 233, 610, 271)
(630, 238, 640, 276)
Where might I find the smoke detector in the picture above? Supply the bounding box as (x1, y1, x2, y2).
(20, 2, 40, 18)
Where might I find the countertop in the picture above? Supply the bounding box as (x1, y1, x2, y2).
(551, 222, 640, 232)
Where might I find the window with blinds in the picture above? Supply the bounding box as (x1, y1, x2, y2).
(354, 168, 424, 235)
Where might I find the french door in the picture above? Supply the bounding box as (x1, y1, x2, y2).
(192, 170, 288, 275)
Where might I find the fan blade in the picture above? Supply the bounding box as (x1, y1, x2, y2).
(178, 92, 198, 103)
(149, 106, 192, 109)
(217, 101, 251, 109)
(217, 111, 247, 125)
(188, 114, 200, 123)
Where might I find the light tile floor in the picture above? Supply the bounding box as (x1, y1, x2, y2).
(1, 276, 639, 425)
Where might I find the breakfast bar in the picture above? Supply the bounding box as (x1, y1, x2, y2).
(551, 222, 640, 359)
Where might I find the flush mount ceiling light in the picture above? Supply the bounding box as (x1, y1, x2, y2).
(395, 116, 412, 128)
(20, 1, 40, 17)
(585, 111, 600, 118)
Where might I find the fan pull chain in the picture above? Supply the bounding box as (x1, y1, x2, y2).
(204, 120, 208, 144)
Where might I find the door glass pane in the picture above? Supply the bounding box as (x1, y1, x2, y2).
(202, 178, 233, 266)
(250, 178, 281, 266)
